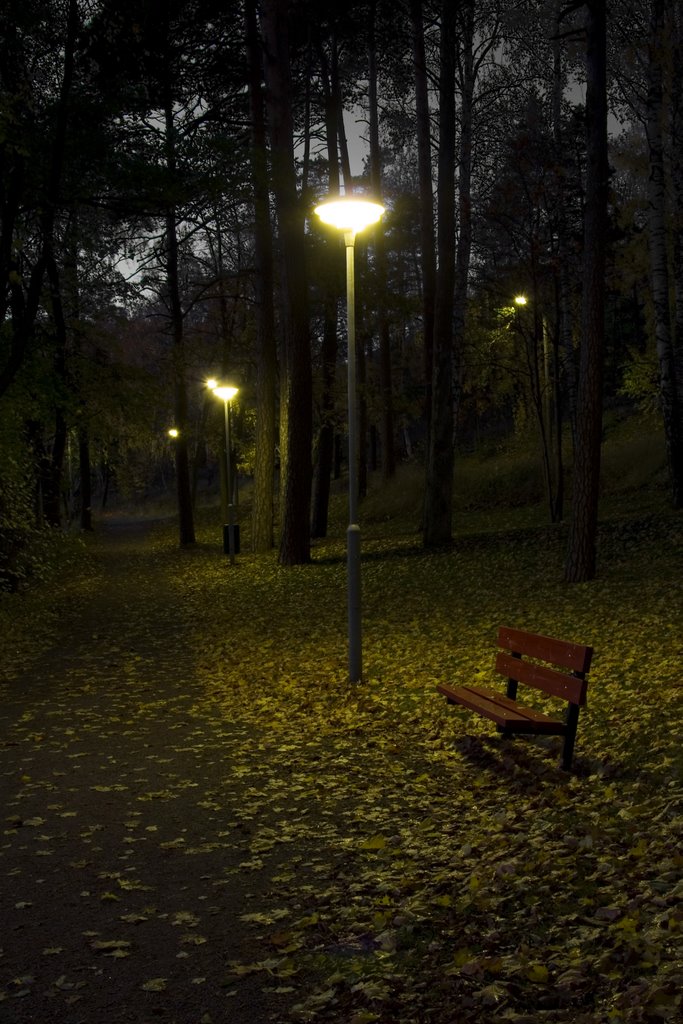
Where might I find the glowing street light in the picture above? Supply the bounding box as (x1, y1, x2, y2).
(208, 380, 239, 565)
(514, 294, 528, 306)
(167, 427, 179, 439)
(314, 195, 385, 683)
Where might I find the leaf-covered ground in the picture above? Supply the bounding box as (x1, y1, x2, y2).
(1, 511, 681, 1023)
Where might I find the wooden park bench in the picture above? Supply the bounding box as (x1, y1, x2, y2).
(437, 626, 593, 771)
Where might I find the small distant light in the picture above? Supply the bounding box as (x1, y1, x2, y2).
(168, 428, 179, 438)
(514, 295, 528, 306)
(206, 378, 218, 390)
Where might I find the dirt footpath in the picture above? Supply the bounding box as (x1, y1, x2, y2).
(0, 521, 298, 1024)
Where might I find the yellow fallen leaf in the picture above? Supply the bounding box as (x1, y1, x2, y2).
(90, 939, 131, 952)
(525, 964, 549, 984)
(360, 835, 386, 850)
(141, 978, 167, 991)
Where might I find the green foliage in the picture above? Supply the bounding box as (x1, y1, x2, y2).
(619, 346, 661, 412)
(0, 398, 42, 591)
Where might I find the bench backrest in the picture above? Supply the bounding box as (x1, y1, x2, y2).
(496, 626, 593, 706)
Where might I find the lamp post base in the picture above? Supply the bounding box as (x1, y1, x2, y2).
(222, 523, 240, 558)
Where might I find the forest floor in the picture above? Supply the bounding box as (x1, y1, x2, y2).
(0, 507, 682, 1024)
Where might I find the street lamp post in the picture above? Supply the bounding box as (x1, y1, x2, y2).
(209, 381, 239, 565)
(314, 197, 385, 683)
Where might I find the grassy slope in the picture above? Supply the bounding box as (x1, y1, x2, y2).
(177, 412, 680, 1023)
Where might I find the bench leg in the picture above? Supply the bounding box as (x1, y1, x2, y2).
(561, 704, 580, 771)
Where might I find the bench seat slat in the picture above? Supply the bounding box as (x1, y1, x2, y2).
(436, 683, 566, 735)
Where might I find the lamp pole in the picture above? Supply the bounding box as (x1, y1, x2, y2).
(208, 381, 239, 565)
(344, 227, 361, 681)
(314, 197, 385, 683)
(224, 397, 235, 564)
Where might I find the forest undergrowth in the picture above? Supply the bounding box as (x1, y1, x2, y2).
(1, 474, 681, 1023)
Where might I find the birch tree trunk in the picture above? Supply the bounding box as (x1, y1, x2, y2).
(410, 0, 436, 436)
(424, 0, 457, 548)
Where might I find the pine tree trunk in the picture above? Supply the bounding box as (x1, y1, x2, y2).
(368, 0, 395, 479)
(565, 1, 608, 582)
(310, 41, 341, 539)
(261, 0, 312, 565)
(79, 430, 92, 531)
(553, 0, 578, 446)
(311, 302, 338, 538)
(164, 98, 195, 548)
(673, 2, 683, 488)
(246, 0, 277, 551)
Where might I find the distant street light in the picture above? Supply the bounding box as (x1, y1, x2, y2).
(514, 294, 528, 306)
(167, 428, 179, 439)
(314, 195, 385, 683)
(208, 380, 239, 565)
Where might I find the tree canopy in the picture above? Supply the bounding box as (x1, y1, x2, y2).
(1, 0, 681, 584)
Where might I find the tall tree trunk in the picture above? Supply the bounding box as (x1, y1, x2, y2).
(164, 98, 195, 548)
(647, 0, 683, 508)
(311, 303, 338, 537)
(64, 207, 93, 533)
(452, 0, 474, 479)
(410, 0, 436, 435)
(0, 0, 78, 398)
(41, 255, 68, 528)
(424, 0, 457, 548)
(358, 328, 368, 499)
(565, 1, 608, 582)
(553, 0, 578, 446)
(672, 2, 683, 472)
(78, 430, 92, 531)
(246, 0, 278, 551)
(330, 39, 353, 189)
(673, 2, 683, 358)
(311, 30, 341, 539)
(261, 0, 313, 565)
(211, 217, 233, 522)
(368, 0, 395, 479)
